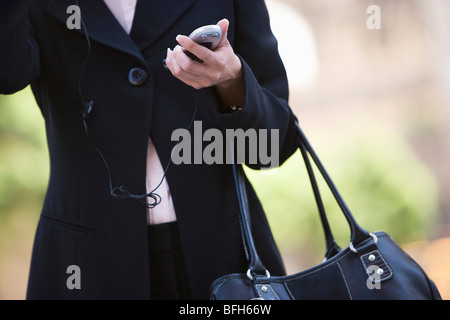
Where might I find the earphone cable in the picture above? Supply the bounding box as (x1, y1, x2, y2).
(76, 0, 199, 208)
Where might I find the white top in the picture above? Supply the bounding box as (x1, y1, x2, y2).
(103, 0, 177, 225)
(103, 0, 137, 34)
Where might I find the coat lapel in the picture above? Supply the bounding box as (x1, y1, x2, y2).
(47, 0, 145, 64)
(130, 0, 196, 51)
(47, 0, 195, 63)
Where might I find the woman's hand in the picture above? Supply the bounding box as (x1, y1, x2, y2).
(165, 19, 245, 109)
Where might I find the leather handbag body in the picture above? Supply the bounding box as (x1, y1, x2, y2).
(210, 123, 442, 300)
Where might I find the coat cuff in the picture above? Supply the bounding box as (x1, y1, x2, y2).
(207, 55, 267, 131)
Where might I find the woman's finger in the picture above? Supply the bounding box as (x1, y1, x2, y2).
(171, 45, 206, 76)
(166, 48, 206, 89)
(176, 35, 214, 63)
(216, 19, 230, 48)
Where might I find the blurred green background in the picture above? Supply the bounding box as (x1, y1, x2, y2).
(1, 0, 449, 299)
(0, 89, 48, 298)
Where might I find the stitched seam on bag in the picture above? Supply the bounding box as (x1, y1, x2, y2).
(212, 274, 245, 287)
(270, 286, 281, 300)
(270, 252, 351, 285)
(283, 282, 295, 300)
(269, 235, 379, 283)
(239, 219, 250, 260)
(212, 279, 228, 295)
(212, 275, 247, 294)
(337, 262, 352, 300)
(271, 250, 352, 282)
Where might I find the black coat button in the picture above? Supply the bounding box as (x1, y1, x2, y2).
(128, 67, 148, 86)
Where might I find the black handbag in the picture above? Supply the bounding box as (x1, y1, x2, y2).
(210, 122, 442, 300)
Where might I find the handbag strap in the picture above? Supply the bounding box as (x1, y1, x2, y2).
(298, 136, 341, 260)
(232, 160, 267, 276)
(295, 122, 370, 246)
(232, 121, 371, 278)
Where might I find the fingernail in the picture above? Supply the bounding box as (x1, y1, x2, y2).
(176, 34, 183, 43)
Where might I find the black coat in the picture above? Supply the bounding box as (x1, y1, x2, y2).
(1, 0, 299, 299)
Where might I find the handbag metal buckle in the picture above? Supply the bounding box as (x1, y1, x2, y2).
(349, 233, 378, 254)
(247, 269, 271, 281)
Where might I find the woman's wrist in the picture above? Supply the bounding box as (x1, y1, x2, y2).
(215, 54, 245, 110)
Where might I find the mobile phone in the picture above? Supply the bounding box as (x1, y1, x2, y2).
(185, 25, 222, 62)
(163, 25, 222, 69)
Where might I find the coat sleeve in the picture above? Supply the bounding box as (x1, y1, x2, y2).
(209, 0, 299, 169)
(0, 0, 40, 95)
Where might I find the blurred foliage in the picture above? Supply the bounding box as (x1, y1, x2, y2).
(246, 128, 440, 264)
(0, 87, 48, 299)
(0, 87, 48, 238)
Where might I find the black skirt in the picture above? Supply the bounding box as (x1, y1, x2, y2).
(147, 222, 192, 300)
